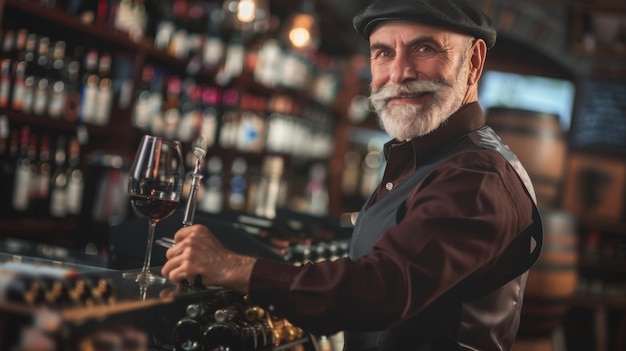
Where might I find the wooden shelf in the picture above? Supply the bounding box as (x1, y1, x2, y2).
(1, 108, 130, 138)
(579, 258, 626, 274)
(570, 2, 626, 60)
(0, 218, 75, 237)
(571, 293, 626, 312)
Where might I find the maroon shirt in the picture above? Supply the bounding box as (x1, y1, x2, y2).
(249, 102, 535, 336)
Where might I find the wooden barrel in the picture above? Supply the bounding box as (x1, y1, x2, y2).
(518, 210, 578, 337)
(486, 107, 567, 209)
(511, 337, 554, 351)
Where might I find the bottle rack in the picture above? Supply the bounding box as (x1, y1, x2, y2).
(0, 0, 352, 252)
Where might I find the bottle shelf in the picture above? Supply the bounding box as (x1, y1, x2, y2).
(0, 218, 75, 237)
(1, 108, 127, 138)
(571, 293, 626, 312)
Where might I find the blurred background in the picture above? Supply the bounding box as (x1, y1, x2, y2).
(0, 0, 624, 350)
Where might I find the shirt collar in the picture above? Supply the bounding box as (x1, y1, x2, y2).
(383, 102, 486, 168)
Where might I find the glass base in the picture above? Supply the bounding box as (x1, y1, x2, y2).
(123, 270, 167, 285)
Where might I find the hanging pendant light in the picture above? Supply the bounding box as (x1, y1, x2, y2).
(282, 0, 320, 51)
(222, 0, 270, 34)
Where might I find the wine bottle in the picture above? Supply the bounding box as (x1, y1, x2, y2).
(33, 36, 50, 78)
(63, 60, 82, 122)
(254, 155, 285, 219)
(47, 41, 67, 119)
(227, 157, 248, 212)
(93, 52, 112, 125)
(0, 274, 46, 305)
(162, 75, 182, 139)
(66, 0, 99, 25)
(49, 135, 68, 218)
(11, 126, 33, 215)
(236, 94, 266, 153)
(13, 29, 29, 60)
(10, 60, 27, 111)
(79, 48, 99, 123)
(202, 8, 225, 71)
(199, 155, 223, 214)
(202, 321, 246, 351)
(0, 117, 16, 218)
(177, 79, 201, 142)
(218, 89, 240, 149)
(172, 317, 205, 351)
(200, 86, 220, 148)
(20, 34, 38, 114)
(32, 135, 52, 218)
(131, 64, 154, 130)
(216, 32, 245, 85)
(22, 33, 37, 74)
(1, 29, 15, 56)
(0, 59, 12, 108)
(65, 136, 84, 216)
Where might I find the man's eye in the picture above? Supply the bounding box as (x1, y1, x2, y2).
(417, 46, 432, 53)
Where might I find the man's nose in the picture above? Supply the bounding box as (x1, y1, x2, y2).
(389, 54, 418, 84)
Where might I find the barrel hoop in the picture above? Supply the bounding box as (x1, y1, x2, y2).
(531, 176, 561, 186)
(531, 262, 576, 271)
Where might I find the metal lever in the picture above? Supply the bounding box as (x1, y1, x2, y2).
(155, 136, 208, 250)
(182, 135, 208, 227)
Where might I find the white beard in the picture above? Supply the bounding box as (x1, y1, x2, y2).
(370, 61, 469, 141)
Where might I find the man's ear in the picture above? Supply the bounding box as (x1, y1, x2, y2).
(468, 39, 487, 86)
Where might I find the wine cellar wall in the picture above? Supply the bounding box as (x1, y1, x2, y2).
(0, 0, 357, 252)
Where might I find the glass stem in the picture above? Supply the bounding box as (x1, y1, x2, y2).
(141, 219, 157, 274)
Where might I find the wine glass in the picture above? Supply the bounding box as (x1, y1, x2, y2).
(125, 135, 184, 285)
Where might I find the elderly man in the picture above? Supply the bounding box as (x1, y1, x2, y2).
(161, 0, 543, 350)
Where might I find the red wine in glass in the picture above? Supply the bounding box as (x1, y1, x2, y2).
(129, 194, 179, 220)
(125, 135, 183, 287)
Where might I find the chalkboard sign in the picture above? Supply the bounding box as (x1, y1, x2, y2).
(570, 78, 626, 155)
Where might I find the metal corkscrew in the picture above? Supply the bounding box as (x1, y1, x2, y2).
(182, 135, 208, 227)
(155, 136, 208, 249)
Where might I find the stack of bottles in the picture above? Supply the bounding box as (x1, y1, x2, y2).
(171, 290, 307, 351)
(0, 28, 115, 126)
(0, 119, 85, 220)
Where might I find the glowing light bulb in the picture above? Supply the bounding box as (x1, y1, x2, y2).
(237, 0, 256, 23)
(289, 28, 311, 48)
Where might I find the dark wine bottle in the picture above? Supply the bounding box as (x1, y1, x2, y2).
(49, 135, 68, 218)
(0, 118, 16, 219)
(65, 137, 84, 216)
(32, 135, 52, 217)
(11, 60, 27, 111)
(78, 48, 99, 123)
(63, 60, 81, 122)
(0, 59, 12, 108)
(47, 41, 67, 119)
(202, 321, 244, 351)
(12, 126, 33, 216)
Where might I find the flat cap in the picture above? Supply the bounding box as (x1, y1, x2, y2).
(353, 0, 497, 49)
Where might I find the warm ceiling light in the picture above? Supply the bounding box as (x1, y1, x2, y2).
(283, 0, 319, 50)
(237, 0, 256, 23)
(222, 0, 269, 34)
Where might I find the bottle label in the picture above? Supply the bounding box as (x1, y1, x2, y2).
(95, 83, 113, 126)
(12, 163, 31, 211)
(48, 89, 66, 118)
(66, 171, 84, 215)
(50, 172, 68, 218)
(80, 75, 99, 123)
(11, 82, 24, 111)
(33, 79, 49, 116)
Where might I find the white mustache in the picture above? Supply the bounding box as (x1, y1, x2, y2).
(370, 80, 446, 107)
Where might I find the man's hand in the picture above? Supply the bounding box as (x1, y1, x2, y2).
(160, 224, 257, 293)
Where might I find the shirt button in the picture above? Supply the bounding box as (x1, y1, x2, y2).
(385, 182, 393, 191)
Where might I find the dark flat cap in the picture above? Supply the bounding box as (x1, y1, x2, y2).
(353, 0, 497, 49)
